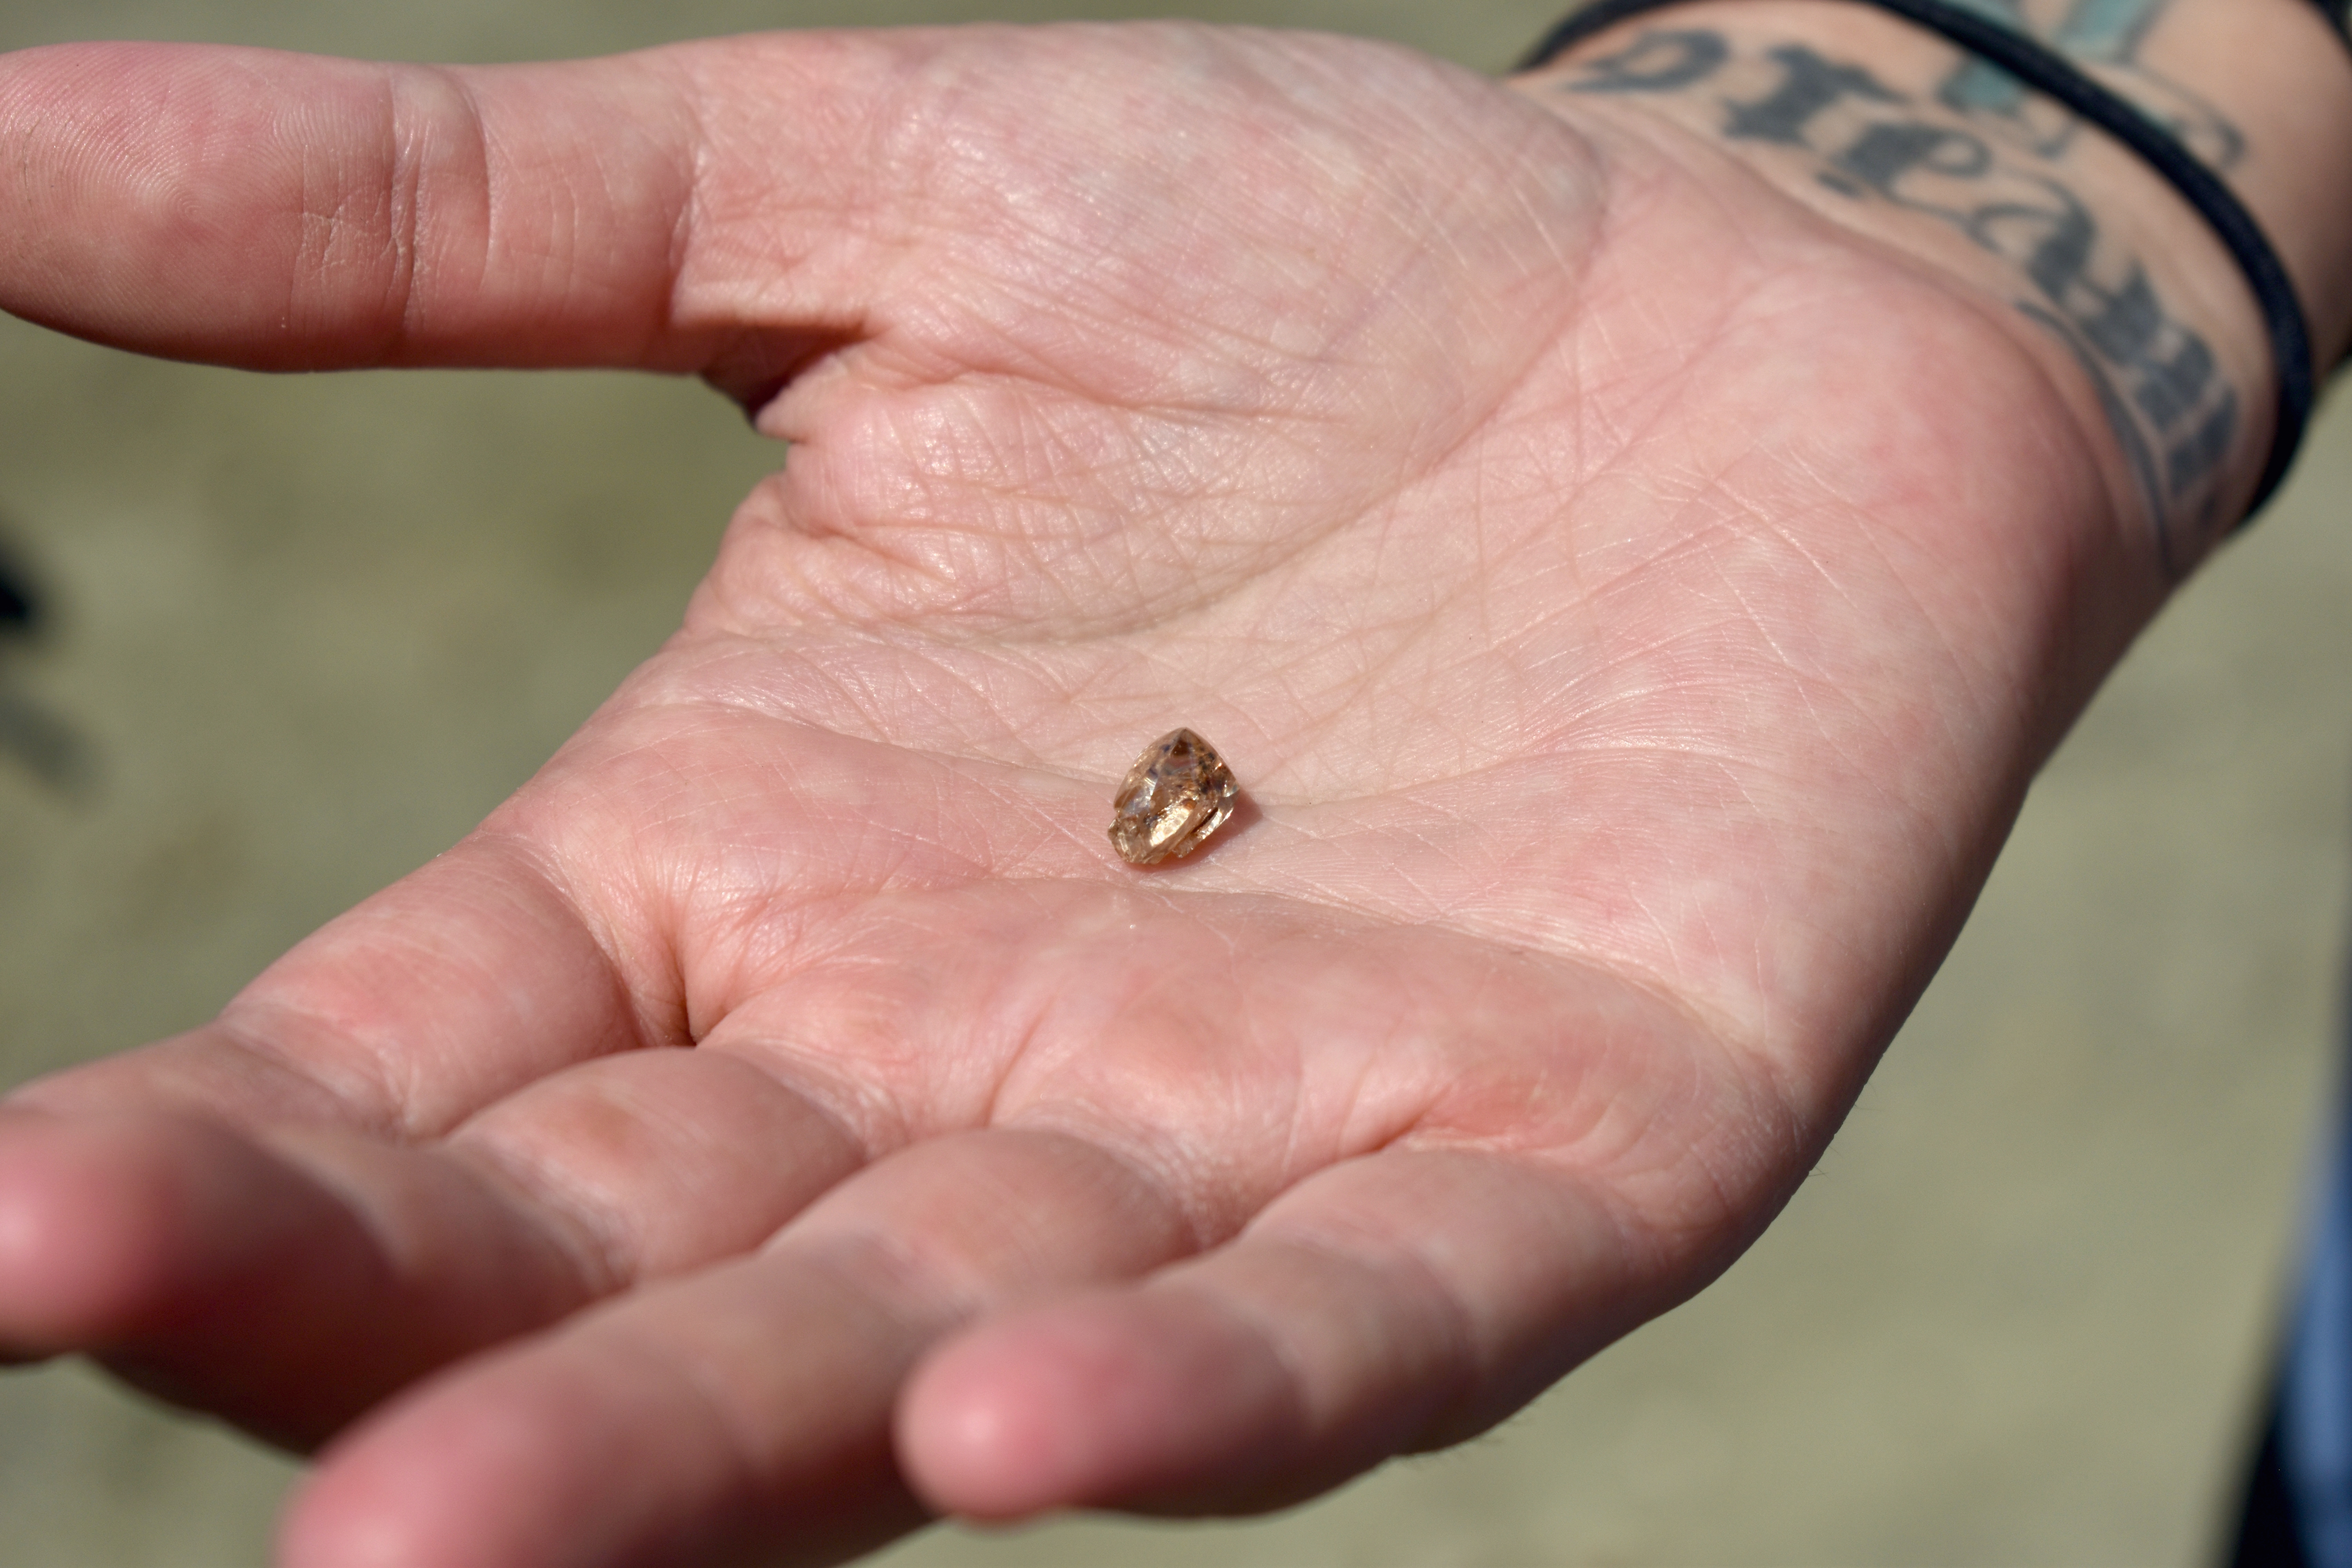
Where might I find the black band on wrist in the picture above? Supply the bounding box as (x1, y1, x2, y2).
(2315, 0, 2352, 51)
(1521, 0, 2320, 523)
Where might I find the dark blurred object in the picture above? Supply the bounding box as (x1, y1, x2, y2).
(2229, 1381, 2316, 1568)
(0, 688, 89, 792)
(0, 520, 91, 793)
(0, 531, 37, 637)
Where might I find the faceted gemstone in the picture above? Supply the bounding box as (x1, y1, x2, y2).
(1108, 728, 1238, 866)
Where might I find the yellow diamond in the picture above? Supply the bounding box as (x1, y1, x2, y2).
(1109, 728, 1238, 866)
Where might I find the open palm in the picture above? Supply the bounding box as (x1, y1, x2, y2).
(0, 23, 2150, 1566)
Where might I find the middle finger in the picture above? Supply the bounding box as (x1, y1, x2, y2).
(281, 1125, 1198, 1568)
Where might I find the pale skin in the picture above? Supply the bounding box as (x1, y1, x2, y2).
(2, 3, 2349, 1564)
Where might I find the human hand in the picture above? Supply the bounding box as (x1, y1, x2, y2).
(0, 10, 2333, 1565)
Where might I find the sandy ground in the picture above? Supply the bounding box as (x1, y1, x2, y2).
(3, 2, 2350, 1563)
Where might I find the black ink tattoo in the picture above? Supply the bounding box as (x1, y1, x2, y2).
(1570, 27, 1728, 93)
(1555, 24, 2250, 572)
(1936, 0, 2243, 169)
(1722, 44, 1904, 147)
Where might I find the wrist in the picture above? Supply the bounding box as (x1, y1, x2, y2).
(2122, 0, 2352, 360)
(1510, 0, 2352, 570)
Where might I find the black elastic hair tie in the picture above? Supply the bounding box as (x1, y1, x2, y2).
(2316, 0, 2352, 51)
(1520, 0, 2325, 522)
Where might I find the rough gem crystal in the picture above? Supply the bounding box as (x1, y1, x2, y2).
(1109, 728, 1238, 866)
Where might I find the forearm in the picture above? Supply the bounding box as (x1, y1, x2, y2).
(1511, 0, 2352, 578)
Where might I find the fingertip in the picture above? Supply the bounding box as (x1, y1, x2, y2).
(278, 1324, 854, 1568)
(281, 1348, 721, 1568)
(897, 1292, 1298, 1521)
(0, 1111, 220, 1348)
(279, 1393, 545, 1568)
(894, 1319, 1085, 1520)
(279, 1466, 416, 1568)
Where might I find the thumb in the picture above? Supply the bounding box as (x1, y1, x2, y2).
(0, 37, 891, 379)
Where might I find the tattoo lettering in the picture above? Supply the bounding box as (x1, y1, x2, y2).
(1935, 0, 2243, 168)
(1722, 44, 1902, 146)
(1557, 27, 2249, 570)
(1570, 27, 1728, 93)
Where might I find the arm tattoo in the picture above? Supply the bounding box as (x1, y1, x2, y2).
(1557, 16, 2249, 573)
(1937, 0, 2241, 167)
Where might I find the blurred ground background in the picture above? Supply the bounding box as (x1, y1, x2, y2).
(2, 0, 2349, 1564)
